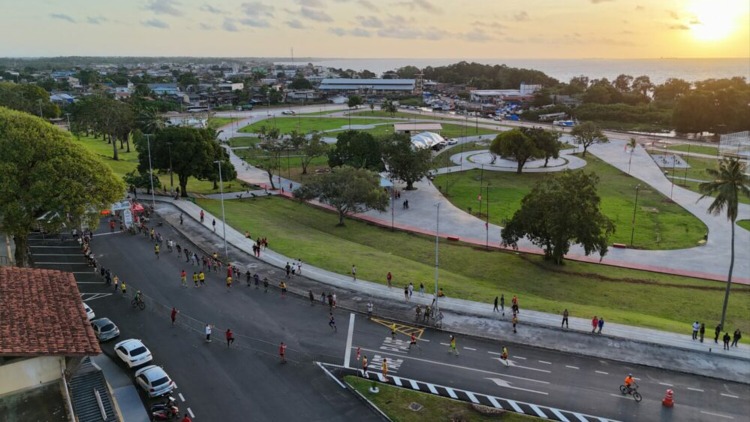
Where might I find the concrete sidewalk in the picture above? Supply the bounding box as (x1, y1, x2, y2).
(91, 354, 150, 422)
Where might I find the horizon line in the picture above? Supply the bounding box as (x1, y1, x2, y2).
(1, 56, 749, 61)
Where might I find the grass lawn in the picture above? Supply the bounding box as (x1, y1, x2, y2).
(665, 143, 719, 156)
(208, 117, 241, 130)
(345, 376, 535, 421)
(228, 137, 262, 148)
(195, 196, 750, 335)
(432, 142, 490, 168)
(238, 117, 406, 134)
(234, 148, 329, 183)
(73, 135, 240, 196)
(434, 154, 707, 250)
(657, 154, 750, 205)
(738, 220, 750, 232)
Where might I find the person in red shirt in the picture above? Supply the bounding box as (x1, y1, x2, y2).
(279, 342, 287, 363)
(181, 414, 192, 422)
(226, 329, 234, 347)
(170, 307, 178, 326)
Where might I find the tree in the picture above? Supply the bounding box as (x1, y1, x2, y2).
(0, 107, 124, 266)
(490, 129, 540, 174)
(631, 75, 654, 97)
(294, 166, 388, 225)
(698, 158, 750, 331)
(328, 130, 382, 171)
(570, 121, 608, 157)
(0, 82, 60, 118)
(653, 78, 691, 102)
(347, 95, 363, 110)
(382, 133, 432, 190)
(256, 127, 283, 190)
(501, 170, 615, 265)
(613, 74, 633, 92)
(522, 127, 561, 167)
(672, 91, 715, 136)
(381, 99, 397, 117)
(298, 131, 329, 175)
(288, 76, 313, 90)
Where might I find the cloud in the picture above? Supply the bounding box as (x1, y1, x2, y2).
(239, 17, 271, 28)
(145, 0, 184, 17)
(199, 23, 215, 30)
(329, 27, 346, 36)
(461, 29, 493, 42)
(142, 18, 170, 29)
(668, 10, 679, 19)
(351, 28, 371, 37)
(223, 19, 239, 32)
(50, 13, 75, 23)
(86, 16, 107, 24)
(471, 20, 505, 33)
(590, 0, 614, 3)
(394, 0, 441, 14)
(357, 15, 383, 28)
(669, 24, 690, 30)
(635, 5, 645, 11)
(286, 19, 306, 29)
(300, 7, 333, 22)
(357, 0, 379, 12)
(241, 1, 275, 18)
(201, 4, 224, 14)
(328, 27, 372, 37)
(512, 11, 529, 22)
(297, 0, 325, 7)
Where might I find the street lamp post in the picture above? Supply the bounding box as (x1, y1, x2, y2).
(485, 185, 490, 250)
(167, 142, 174, 188)
(434, 203, 441, 315)
(630, 184, 641, 246)
(390, 178, 395, 231)
(214, 160, 229, 260)
(145, 134, 156, 209)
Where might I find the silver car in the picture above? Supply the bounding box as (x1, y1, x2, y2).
(115, 339, 153, 368)
(135, 365, 176, 397)
(91, 318, 120, 342)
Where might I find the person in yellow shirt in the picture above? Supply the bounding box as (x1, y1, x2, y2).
(120, 281, 127, 295)
(199, 271, 205, 286)
(381, 358, 388, 381)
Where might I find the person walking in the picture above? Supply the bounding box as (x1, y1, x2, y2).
(732, 329, 742, 347)
(723, 332, 731, 350)
(381, 358, 388, 382)
(512, 314, 518, 333)
(419, 282, 425, 296)
(409, 332, 420, 352)
(329, 313, 337, 332)
(386, 271, 392, 288)
(591, 316, 599, 333)
(699, 323, 706, 343)
(193, 272, 199, 288)
(170, 307, 178, 326)
(199, 271, 205, 287)
(449, 335, 459, 356)
(113, 275, 119, 291)
(205, 324, 212, 342)
(120, 280, 127, 296)
(309, 290, 315, 305)
(279, 342, 287, 363)
(226, 329, 234, 347)
(715, 323, 722, 343)
(390, 323, 397, 340)
(212, 219, 216, 232)
(562, 309, 569, 328)
(179, 213, 184, 225)
(597, 317, 604, 334)
(361, 355, 369, 377)
(285, 262, 291, 279)
(692, 321, 700, 340)
(415, 305, 422, 322)
(500, 346, 510, 367)
(263, 277, 269, 292)
(403, 285, 409, 301)
(180, 270, 187, 288)
(279, 281, 287, 297)
(493, 296, 499, 312)
(367, 301, 373, 319)
(351, 265, 357, 281)
(199, 210, 204, 223)
(500, 294, 505, 316)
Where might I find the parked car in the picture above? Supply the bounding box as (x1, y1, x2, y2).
(91, 318, 120, 342)
(115, 339, 153, 368)
(447, 139, 458, 145)
(83, 303, 95, 321)
(135, 365, 176, 397)
(281, 110, 295, 115)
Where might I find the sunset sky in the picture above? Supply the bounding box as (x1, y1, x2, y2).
(2, 0, 748, 58)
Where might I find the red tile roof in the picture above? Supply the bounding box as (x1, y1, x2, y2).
(0, 267, 101, 356)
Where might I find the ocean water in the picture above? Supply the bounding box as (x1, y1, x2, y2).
(274, 58, 750, 85)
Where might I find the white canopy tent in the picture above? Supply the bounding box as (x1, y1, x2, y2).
(410, 132, 446, 150)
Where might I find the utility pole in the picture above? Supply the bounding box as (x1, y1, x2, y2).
(214, 160, 229, 260)
(145, 134, 156, 208)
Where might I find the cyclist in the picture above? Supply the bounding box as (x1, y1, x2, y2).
(624, 374, 636, 392)
(134, 290, 143, 304)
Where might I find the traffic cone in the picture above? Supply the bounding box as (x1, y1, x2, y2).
(662, 389, 674, 407)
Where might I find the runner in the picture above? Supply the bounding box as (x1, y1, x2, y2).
(154, 243, 160, 259)
(254, 273, 260, 289)
(199, 271, 206, 287)
(263, 277, 269, 293)
(279, 342, 287, 363)
(225, 329, 234, 347)
(390, 323, 397, 340)
(279, 281, 287, 297)
(170, 307, 178, 326)
(193, 272, 199, 288)
(329, 313, 337, 332)
(409, 332, 420, 352)
(226, 275, 232, 288)
(180, 270, 187, 288)
(500, 346, 509, 367)
(449, 335, 459, 356)
(309, 290, 315, 305)
(361, 355, 369, 377)
(367, 301, 373, 319)
(381, 358, 388, 382)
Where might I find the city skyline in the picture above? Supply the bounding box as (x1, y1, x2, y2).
(2, 0, 748, 59)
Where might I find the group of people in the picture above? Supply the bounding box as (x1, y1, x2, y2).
(491, 294, 520, 333)
(697, 322, 743, 350)
(284, 260, 303, 278)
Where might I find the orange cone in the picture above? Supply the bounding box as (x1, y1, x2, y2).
(662, 389, 674, 407)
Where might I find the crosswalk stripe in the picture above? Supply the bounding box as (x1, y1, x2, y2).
(529, 404, 548, 418)
(573, 413, 589, 422)
(507, 400, 524, 413)
(445, 387, 458, 399)
(488, 396, 503, 409)
(465, 392, 480, 404)
(409, 380, 420, 391)
(427, 383, 439, 394)
(551, 408, 570, 422)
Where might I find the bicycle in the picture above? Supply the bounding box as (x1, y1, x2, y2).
(619, 383, 642, 402)
(131, 297, 145, 310)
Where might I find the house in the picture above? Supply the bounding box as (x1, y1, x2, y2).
(147, 83, 181, 96)
(0, 266, 102, 419)
(470, 83, 542, 105)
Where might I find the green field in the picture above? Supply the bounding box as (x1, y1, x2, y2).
(73, 135, 240, 195)
(665, 143, 719, 156)
(195, 196, 749, 335)
(234, 148, 329, 183)
(238, 117, 405, 134)
(208, 117, 241, 130)
(345, 376, 536, 421)
(435, 154, 707, 250)
(739, 220, 750, 232)
(228, 137, 262, 148)
(658, 154, 750, 205)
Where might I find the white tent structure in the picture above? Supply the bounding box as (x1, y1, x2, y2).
(410, 132, 446, 150)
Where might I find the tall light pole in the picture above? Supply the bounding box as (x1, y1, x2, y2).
(630, 184, 641, 246)
(167, 142, 174, 188)
(214, 160, 229, 260)
(145, 134, 156, 208)
(485, 185, 490, 250)
(390, 178, 395, 231)
(434, 203, 441, 315)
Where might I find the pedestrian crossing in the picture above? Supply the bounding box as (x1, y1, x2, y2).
(320, 362, 620, 422)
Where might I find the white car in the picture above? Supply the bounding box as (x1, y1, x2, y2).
(115, 339, 153, 368)
(83, 303, 95, 321)
(447, 139, 458, 145)
(135, 365, 175, 397)
(281, 110, 296, 115)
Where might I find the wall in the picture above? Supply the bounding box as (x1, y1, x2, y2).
(0, 356, 63, 396)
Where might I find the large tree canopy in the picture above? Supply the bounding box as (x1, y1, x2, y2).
(294, 166, 388, 225)
(570, 121, 608, 157)
(501, 170, 615, 265)
(328, 130, 383, 171)
(0, 107, 124, 266)
(0, 82, 60, 118)
(490, 129, 540, 174)
(382, 133, 433, 190)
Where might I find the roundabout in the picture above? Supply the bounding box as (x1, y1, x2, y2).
(449, 148, 587, 172)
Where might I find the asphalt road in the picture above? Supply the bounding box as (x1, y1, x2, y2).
(28, 215, 750, 422)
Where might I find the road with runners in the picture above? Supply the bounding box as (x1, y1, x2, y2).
(29, 218, 750, 422)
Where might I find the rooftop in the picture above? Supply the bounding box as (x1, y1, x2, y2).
(0, 267, 100, 357)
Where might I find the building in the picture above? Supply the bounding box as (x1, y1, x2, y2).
(470, 83, 542, 105)
(319, 78, 416, 94)
(147, 83, 180, 96)
(0, 266, 102, 419)
(286, 90, 319, 102)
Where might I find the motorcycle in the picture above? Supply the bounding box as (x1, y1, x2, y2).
(150, 396, 179, 420)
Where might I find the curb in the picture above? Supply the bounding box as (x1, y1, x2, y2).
(343, 380, 393, 422)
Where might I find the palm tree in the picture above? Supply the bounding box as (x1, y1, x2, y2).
(698, 157, 750, 330)
(627, 137, 637, 174)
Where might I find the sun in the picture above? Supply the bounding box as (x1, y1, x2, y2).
(687, 0, 740, 41)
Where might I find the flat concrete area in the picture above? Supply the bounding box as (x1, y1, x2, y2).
(0, 382, 68, 422)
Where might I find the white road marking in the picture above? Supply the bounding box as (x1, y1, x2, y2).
(187, 408, 195, 418)
(529, 404, 548, 418)
(688, 387, 704, 392)
(492, 358, 551, 373)
(609, 394, 632, 400)
(465, 392, 480, 404)
(720, 393, 739, 399)
(445, 387, 458, 399)
(595, 371, 608, 375)
(700, 411, 734, 419)
(551, 408, 570, 422)
(409, 380, 420, 390)
(514, 356, 527, 360)
(573, 413, 589, 422)
(538, 360, 552, 365)
(463, 347, 476, 351)
(488, 396, 503, 409)
(487, 378, 549, 395)
(507, 400, 524, 413)
(488, 351, 502, 356)
(427, 383, 439, 394)
(439, 342, 449, 346)
(173, 383, 178, 389)
(565, 365, 579, 370)
(658, 382, 673, 387)
(178, 393, 185, 402)
(317, 362, 347, 389)
(392, 376, 402, 387)
(343, 313, 355, 368)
